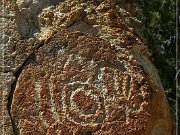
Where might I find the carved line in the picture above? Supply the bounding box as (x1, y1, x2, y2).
(63, 83, 105, 126)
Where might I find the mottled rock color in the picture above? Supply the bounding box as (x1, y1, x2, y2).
(0, 0, 174, 135)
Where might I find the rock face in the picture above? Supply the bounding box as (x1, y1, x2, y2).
(0, 0, 174, 135)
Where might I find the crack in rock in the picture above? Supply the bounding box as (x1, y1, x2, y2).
(7, 52, 36, 135)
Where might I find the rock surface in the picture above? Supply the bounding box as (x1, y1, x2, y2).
(0, 0, 174, 135)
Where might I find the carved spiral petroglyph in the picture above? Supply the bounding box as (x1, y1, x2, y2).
(11, 31, 151, 134)
(31, 55, 107, 128)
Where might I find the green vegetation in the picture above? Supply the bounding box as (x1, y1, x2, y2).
(134, 0, 178, 122)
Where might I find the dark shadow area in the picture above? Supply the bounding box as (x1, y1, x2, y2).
(7, 52, 36, 135)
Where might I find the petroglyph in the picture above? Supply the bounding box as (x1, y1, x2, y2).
(1, 0, 174, 134)
(10, 30, 153, 134)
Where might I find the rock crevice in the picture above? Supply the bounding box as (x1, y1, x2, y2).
(0, 0, 174, 135)
(7, 52, 36, 135)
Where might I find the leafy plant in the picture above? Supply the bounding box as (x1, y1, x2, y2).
(134, 0, 177, 124)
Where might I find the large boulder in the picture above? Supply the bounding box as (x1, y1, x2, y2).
(0, 0, 174, 134)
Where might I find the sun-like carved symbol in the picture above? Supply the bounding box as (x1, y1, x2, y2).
(62, 83, 105, 126)
(11, 31, 151, 134)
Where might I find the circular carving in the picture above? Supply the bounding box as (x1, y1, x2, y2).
(71, 90, 97, 113)
(63, 83, 105, 125)
(11, 31, 151, 134)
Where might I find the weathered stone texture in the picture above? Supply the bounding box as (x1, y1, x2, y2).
(11, 29, 174, 135)
(0, 72, 14, 135)
(0, 0, 174, 135)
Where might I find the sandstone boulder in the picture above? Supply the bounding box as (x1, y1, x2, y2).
(0, 0, 174, 135)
